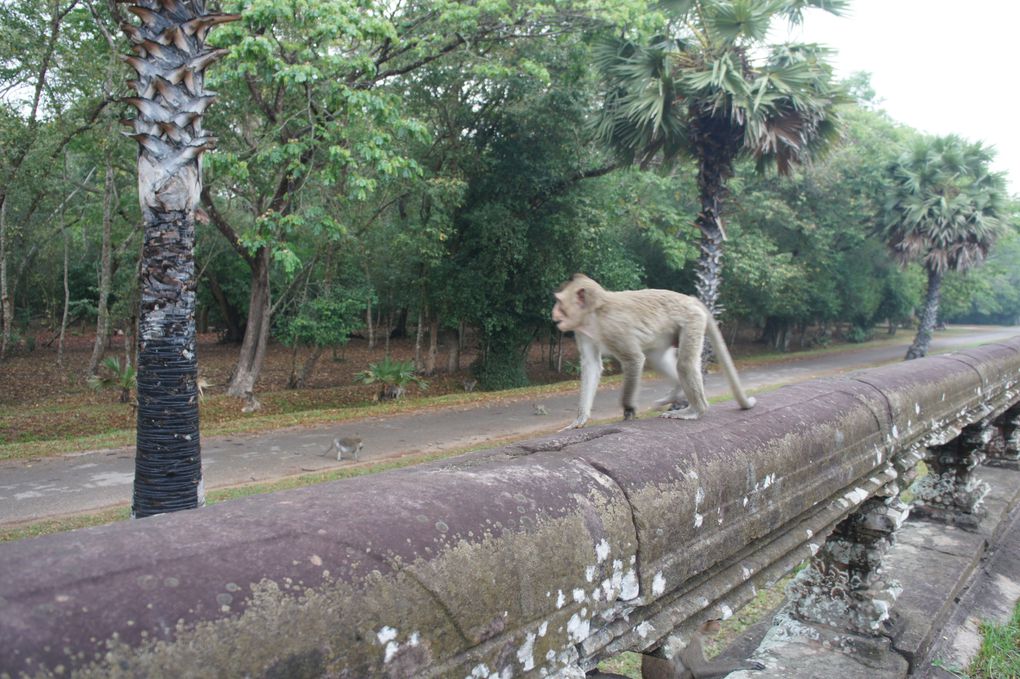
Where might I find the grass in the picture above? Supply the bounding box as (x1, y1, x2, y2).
(0, 379, 583, 461)
(967, 601, 1020, 679)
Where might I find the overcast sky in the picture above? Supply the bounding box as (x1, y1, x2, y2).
(773, 0, 1020, 193)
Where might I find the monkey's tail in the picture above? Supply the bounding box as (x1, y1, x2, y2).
(705, 317, 756, 410)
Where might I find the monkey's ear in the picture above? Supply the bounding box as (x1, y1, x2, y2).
(576, 288, 588, 308)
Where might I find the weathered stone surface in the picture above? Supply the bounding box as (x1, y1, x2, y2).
(728, 613, 910, 679)
(885, 524, 984, 664)
(1, 337, 1018, 678)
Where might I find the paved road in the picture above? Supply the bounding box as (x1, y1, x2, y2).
(1, 327, 1017, 526)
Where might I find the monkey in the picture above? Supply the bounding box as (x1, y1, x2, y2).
(462, 379, 478, 392)
(322, 436, 363, 462)
(586, 620, 765, 679)
(533, 403, 549, 416)
(551, 274, 755, 429)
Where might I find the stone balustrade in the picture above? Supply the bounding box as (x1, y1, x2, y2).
(1, 337, 1018, 678)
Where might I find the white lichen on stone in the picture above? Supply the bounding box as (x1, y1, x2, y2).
(636, 621, 655, 638)
(620, 569, 639, 600)
(572, 588, 586, 603)
(567, 611, 591, 643)
(556, 590, 566, 608)
(595, 539, 610, 563)
(652, 572, 666, 596)
(585, 565, 596, 583)
(517, 632, 536, 671)
(694, 512, 704, 528)
(719, 603, 733, 620)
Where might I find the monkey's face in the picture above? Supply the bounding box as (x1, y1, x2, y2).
(551, 288, 582, 332)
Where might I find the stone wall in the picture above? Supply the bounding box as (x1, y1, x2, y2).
(1, 338, 1019, 678)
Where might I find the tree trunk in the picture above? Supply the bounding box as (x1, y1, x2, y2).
(424, 316, 439, 375)
(0, 197, 11, 361)
(690, 117, 738, 321)
(906, 268, 943, 360)
(366, 297, 375, 349)
(87, 161, 115, 376)
(205, 272, 243, 342)
(122, 0, 237, 518)
(293, 346, 325, 388)
(446, 326, 461, 373)
(384, 311, 392, 355)
(57, 223, 70, 369)
(391, 307, 408, 339)
(414, 307, 425, 372)
(227, 247, 271, 397)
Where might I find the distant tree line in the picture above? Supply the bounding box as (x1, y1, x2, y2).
(1, 0, 1016, 393)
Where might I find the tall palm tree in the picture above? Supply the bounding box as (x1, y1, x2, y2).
(592, 0, 847, 318)
(880, 135, 1007, 360)
(119, 0, 237, 517)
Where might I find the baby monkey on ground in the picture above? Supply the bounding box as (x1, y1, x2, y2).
(588, 619, 765, 679)
(552, 274, 755, 429)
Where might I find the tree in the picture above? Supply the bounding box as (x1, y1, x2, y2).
(592, 0, 846, 318)
(880, 135, 1008, 360)
(119, 0, 238, 517)
(202, 0, 610, 399)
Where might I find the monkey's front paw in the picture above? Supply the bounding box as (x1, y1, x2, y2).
(659, 407, 702, 420)
(746, 660, 766, 671)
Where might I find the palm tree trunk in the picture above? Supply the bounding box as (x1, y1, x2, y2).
(906, 267, 943, 360)
(690, 118, 737, 320)
(121, 0, 237, 518)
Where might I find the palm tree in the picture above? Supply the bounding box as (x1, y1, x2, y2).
(592, 0, 847, 318)
(880, 135, 1007, 360)
(119, 0, 237, 517)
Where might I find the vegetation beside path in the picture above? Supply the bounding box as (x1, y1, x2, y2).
(1, 329, 976, 462)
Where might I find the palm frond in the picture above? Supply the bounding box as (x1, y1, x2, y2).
(881, 135, 1007, 274)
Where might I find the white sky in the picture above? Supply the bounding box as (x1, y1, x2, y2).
(773, 0, 1020, 194)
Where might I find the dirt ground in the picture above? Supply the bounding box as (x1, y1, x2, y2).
(0, 328, 583, 444)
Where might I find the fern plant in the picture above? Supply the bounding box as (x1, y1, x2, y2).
(87, 357, 136, 404)
(356, 357, 427, 401)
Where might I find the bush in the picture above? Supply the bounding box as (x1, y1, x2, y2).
(356, 357, 427, 400)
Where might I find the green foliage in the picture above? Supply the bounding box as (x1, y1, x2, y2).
(591, 1, 848, 175)
(943, 224, 1020, 324)
(278, 291, 369, 349)
(881, 135, 1008, 275)
(356, 357, 427, 400)
(87, 357, 136, 403)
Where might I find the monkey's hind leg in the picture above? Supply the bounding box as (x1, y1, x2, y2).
(659, 326, 709, 421)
